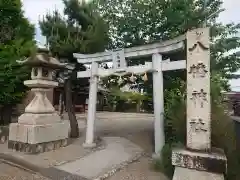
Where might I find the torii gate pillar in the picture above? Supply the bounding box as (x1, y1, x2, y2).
(152, 53, 165, 156)
(83, 62, 98, 148)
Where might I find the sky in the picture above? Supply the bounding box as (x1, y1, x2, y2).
(22, 0, 65, 45)
(22, 0, 240, 91)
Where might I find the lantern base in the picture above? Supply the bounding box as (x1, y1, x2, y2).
(8, 121, 69, 154)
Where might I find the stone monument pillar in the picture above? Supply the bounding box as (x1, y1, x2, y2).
(172, 28, 227, 179)
(8, 48, 69, 153)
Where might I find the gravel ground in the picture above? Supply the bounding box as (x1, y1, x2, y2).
(80, 112, 167, 180)
(0, 162, 49, 180)
(107, 157, 169, 180)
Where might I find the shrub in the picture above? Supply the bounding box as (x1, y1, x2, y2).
(153, 142, 184, 178)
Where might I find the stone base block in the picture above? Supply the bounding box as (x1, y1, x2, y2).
(8, 138, 68, 154)
(172, 148, 227, 179)
(8, 122, 69, 153)
(173, 167, 224, 180)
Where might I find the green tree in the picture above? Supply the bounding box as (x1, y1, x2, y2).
(0, 0, 36, 124)
(93, 0, 240, 91)
(39, 0, 109, 137)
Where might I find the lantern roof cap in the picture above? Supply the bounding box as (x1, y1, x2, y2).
(17, 48, 66, 69)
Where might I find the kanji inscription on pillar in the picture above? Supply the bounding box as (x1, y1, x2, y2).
(189, 118, 208, 132)
(188, 62, 208, 78)
(190, 89, 207, 108)
(187, 28, 211, 151)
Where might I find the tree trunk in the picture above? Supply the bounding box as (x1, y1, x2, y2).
(59, 91, 64, 118)
(0, 106, 3, 125)
(64, 79, 79, 138)
(1, 104, 13, 125)
(136, 101, 140, 113)
(112, 104, 116, 112)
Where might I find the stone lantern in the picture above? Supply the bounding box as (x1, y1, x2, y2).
(8, 48, 69, 153)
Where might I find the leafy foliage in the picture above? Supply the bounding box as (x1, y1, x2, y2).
(153, 142, 184, 178)
(39, 0, 109, 60)
(0, 0, 36, 105)
(0, 41, 34, 104)
(93, 0, 240, 88)
(102, 85, 151, 112)
(0, 0, 35, 44)
(164, 78, 186, 144)
(39, 0, 109, 88)
(94, 0, 218, 47)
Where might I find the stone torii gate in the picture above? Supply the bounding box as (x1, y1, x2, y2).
(74, 35, 186, 156)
